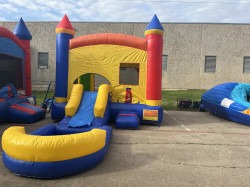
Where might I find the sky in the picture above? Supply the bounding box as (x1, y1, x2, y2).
(1, 0, 250, 23)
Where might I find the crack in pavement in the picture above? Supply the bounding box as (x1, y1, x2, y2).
(135, 153, 250, 170)
(152, 156, 250, 169)
(111, 141, 250, 147)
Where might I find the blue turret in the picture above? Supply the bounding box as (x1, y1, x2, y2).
(13, 18, 32, 41)
(145, 14, 164, 32)
(55, 14, 75, 103)
(51, 15, 75, 121)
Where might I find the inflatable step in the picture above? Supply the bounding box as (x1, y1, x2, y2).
(115, 111, 139, 129)
(7, 102, 46, 123)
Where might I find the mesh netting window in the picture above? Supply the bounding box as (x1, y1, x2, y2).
(119, 63, 139, 85)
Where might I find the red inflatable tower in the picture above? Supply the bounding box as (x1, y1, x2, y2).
(13, 18, 32, 96)
(145, 15, 164, 106)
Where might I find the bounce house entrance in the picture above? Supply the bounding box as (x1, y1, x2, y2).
(74, 73, 110, 91)
(0, 53, 23, 89)
(94, 74, 110, 91)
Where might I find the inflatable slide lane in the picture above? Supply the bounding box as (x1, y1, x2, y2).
(56, 84, 111, 134)
(201, 82, 250, 126)
(2, 84, 112, 178)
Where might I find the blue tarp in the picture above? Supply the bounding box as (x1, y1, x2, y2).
(68, 91, 97, 127)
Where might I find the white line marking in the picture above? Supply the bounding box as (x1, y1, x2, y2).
(164, 111, 191, 131)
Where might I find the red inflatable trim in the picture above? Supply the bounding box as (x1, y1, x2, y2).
(70, 33, 147, 51)
(10, 104, 37, 115)
(0, 26, 25, 50)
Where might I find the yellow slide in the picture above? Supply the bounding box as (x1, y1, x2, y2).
(65, 83, 110, 119)
(94, 84, 110, 118)
(65, 84, 84, 117)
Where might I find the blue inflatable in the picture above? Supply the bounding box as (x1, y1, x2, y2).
(0, 84, 46, 123)
(2, 84, 112, 178)
(2, 125, 112, 178)
(201, 82, 250, 126)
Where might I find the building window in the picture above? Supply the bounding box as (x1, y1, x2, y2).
(119, 63, 139, 85)
(162, 55, 168, 72)
(204, 56, 216, 73)
(38, 52, 48, 68)
(243, 57, 250, 73)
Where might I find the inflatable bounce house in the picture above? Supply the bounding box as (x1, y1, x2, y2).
(51, 14, 164, 129)
(2, 14, 164, 178)
(0, 18, 45, 123)
(201, 82, 250, 126)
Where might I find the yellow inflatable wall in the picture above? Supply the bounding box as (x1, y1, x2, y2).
(68, 45, 147, 104)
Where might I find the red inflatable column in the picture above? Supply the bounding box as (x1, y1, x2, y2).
(145, 15, 164, 106)
(13, 18, 32, 96)
(22, 40, 31, 96)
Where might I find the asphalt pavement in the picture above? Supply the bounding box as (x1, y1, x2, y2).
(0, 111, 250, 187)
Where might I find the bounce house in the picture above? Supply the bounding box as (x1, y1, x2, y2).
(201, 82, 250, 126)
(2, 14, 164, 178)
(51, 14, 164, 128)
(0, 18, 45, 123)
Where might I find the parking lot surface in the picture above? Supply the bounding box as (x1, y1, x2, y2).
(0, 111, 250, 187)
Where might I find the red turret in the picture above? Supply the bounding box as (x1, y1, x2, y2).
(56, 14, 75, 35)
(13, 18, 32, 96)
(145, 15, 164, 106)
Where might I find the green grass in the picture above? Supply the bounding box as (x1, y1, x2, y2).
(33, 90, 206, 110)
(162, 89, 206, 111)
(33, 91, 54, 107)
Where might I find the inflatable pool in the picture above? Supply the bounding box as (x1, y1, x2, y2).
(2, 84, 112, 178)
(2, 125, 112, 178)
(201, 82, 250, 126)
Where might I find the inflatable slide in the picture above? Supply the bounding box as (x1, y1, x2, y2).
(201, 82, 250, 126)
(56, 84, 111, 134)
(2, 84, 112, 178)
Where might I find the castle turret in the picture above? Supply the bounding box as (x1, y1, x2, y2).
(145, 15, 164, 106)
(13, 18, 32, 96)
(55, 15, 75, 102)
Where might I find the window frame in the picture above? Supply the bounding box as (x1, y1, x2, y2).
(119, 63, 139, 85)
(204, 56, 216, 73)
(243, 56, 250, 74)
(162, 55, 168, 72)
(38, 52, 49, 69)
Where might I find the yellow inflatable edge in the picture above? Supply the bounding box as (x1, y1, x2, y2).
(65, 84, 83, 116)
(94, 84, 110, 118)
(242, 109, 250, 115)
(2, 126, 106, 162)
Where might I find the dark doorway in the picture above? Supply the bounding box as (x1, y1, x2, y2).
(0, 53, 23, 89)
